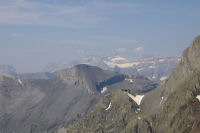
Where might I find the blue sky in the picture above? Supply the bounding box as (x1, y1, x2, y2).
(0, 0, 200, 73)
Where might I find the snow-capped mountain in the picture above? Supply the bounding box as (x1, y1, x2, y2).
(44, 56, 180, 82)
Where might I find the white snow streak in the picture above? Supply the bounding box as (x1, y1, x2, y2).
(137, 68, 144, 72)
(105, 102, 112, 111)
(160, 97, 164, 104)
(18, 78, 23, 85)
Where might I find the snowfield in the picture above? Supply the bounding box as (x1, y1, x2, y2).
(126, 93, 144, 105)
(111, 56, 128, 62)
(104, 61, 140, 68)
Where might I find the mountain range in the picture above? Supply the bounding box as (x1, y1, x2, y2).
(65, 35, 200, 133)
(0, 56, 179, 83)
(0, 64, 157, 133)
(44, 56, 180, 82)
(0, 35, 199, 133)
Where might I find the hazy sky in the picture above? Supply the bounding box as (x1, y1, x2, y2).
(0, 0, 200, 73)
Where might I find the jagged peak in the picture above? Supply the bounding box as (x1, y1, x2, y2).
(141, 35, 200, 115)
(57, 64, 109, 80)
(193, 35, 200, 43)
(73, 64, 103, 72)
(181, 35, 200, 72)
(56, 64, 122, 94)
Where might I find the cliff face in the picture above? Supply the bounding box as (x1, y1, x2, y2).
(140, 35, 200, 133)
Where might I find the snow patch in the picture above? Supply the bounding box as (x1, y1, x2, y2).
(159, 59, 165, 62)
(149, 65, 155, 69)
(160, 76, 167, 81)
(101, 86, 108, 94)
(196, 95, 200, 102)
(160, 97, 164, 104)
(152, 74, 156, 79)
(105, 102, 111, 111)
(125, 78, 134, 83)
(127, 93, 144, 105)
(18, 78, 23, 85)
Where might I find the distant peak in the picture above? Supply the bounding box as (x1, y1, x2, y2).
(74, 64, 91, 68)
(73, 64, 102, 72)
